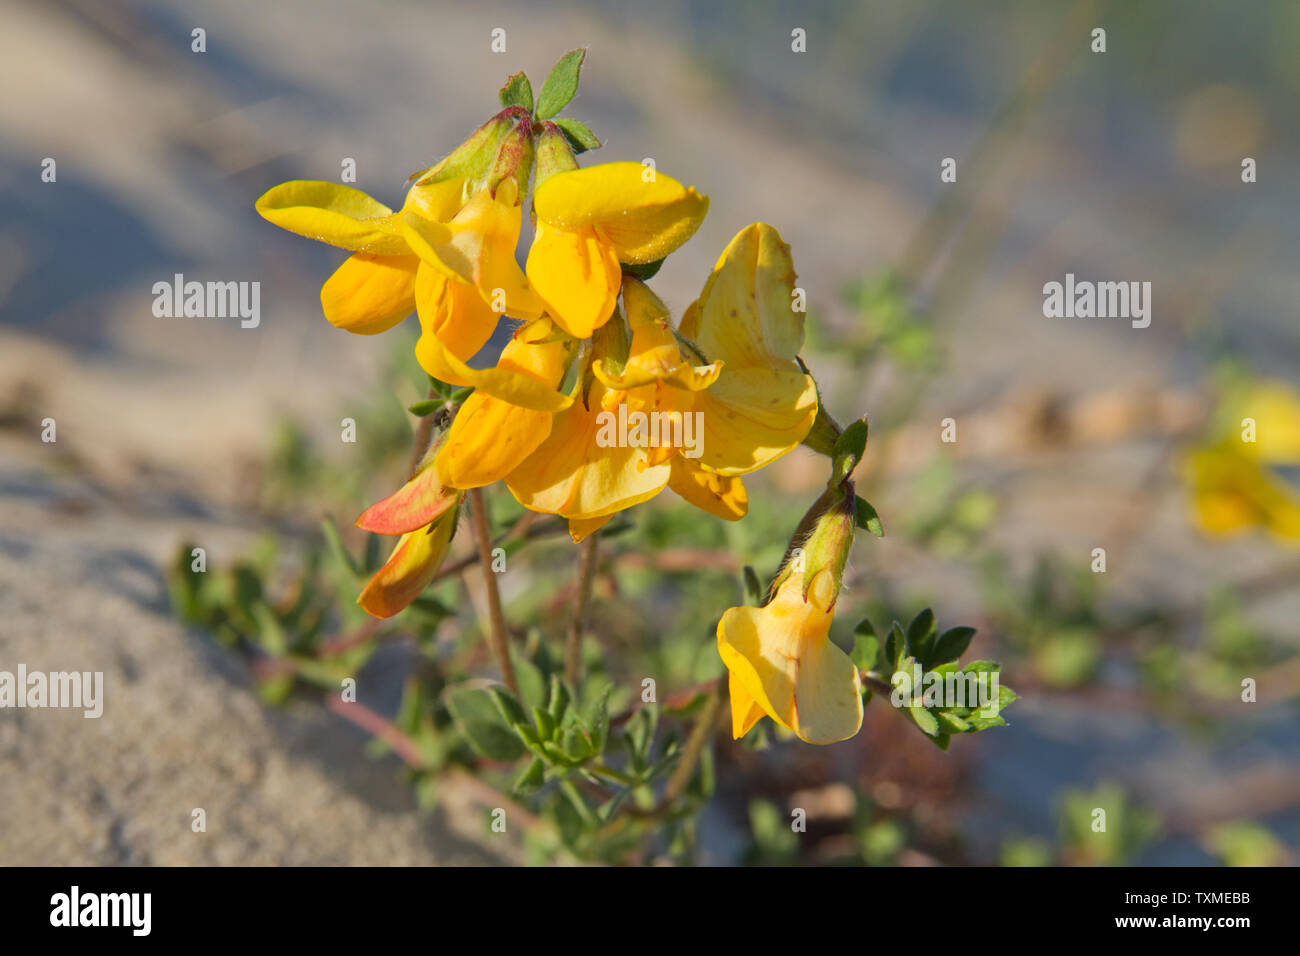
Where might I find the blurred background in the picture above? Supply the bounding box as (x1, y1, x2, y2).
(1, 0, 1297, 865)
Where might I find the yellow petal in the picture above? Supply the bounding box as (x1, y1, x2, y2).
(403, 187, 543, 320)
(533, 162, 709, 265)
(320, 253, 418, 334)
(692, 366, 818, 475)
(525, 222, 621, 338)
(356, 434, 458, 534)
(357, 507, 458, 619)
(403, 176, 470, 223)
(728, 670, 767, 739)
(568, 514, 612, 543)
(414, 264, 499, 380)
(255, 181, 408, 254)
(716, 570, 863, 745)
(433, 331, 570, 488)
(680, 223, 805, 366)
(668, 457, 748, 520)
(506, 379, 671, 519)
(415, 317, 575, 413)
(593, 279, 721, 391)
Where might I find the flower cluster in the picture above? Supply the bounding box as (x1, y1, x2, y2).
(255, 54, 818, 625)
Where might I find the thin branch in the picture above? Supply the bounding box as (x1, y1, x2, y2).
(468, 486, 518, 695)
(564, 531, 599, 686)
(657, 676, 725, 810)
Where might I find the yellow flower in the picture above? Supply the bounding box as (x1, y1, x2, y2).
(717, 568, 863, 745)
(504, 279, 718, 529)
(1184, 441, 1300, 543)
(256, 117, 545, 381)
(357, 508, 458, 619)
(497, 222, 818, 534)
(255, 176, 463, 334)
(679, 222, 819, 476)
(527, 161, 708, 339)
(1183, 379, 1300, 544)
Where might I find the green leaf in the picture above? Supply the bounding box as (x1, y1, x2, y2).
(320, 517, 360, 580)
(487, 686, 529, 727)
(554, 116, 601, 153)
(850, 632, 880, 672)
(407, 399, 441, 417)
(547, 674, 571, 724)
(584, 685, 611, 755)
(535, 48, 586, 119)
(905, 608, 937, 663)
(935, 710, 971, 734)
(742, 565, 763, 605)
(512, 649, 548, 711)
(909, 705, 939, 737)
(532, 706, 558, 741)
(830, 417, 868, 484)
(929, 626, 976, 668)
(621, 258, 664, 281)
(884, 622, 906, 671)
(499, 71, 533, 112)
(854, 496, 885, 537)
(514, 756, 545, 794)
(447, 688, 525, 761)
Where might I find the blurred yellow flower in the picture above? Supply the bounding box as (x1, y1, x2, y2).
(1184, 379, 1300, 544)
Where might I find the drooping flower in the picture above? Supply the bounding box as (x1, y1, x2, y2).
(355, 432, 462, 619)
(717, 485, 863, 745)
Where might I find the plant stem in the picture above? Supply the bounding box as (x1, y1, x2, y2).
(468, 486, 518, 696)
(564, 531, 599, 686)
(658, 676, 724, 809)
(406, 384, 439, 478)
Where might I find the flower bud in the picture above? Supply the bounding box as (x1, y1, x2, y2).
(532, 123, 579, 188)
(413, 112, 515, 187)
